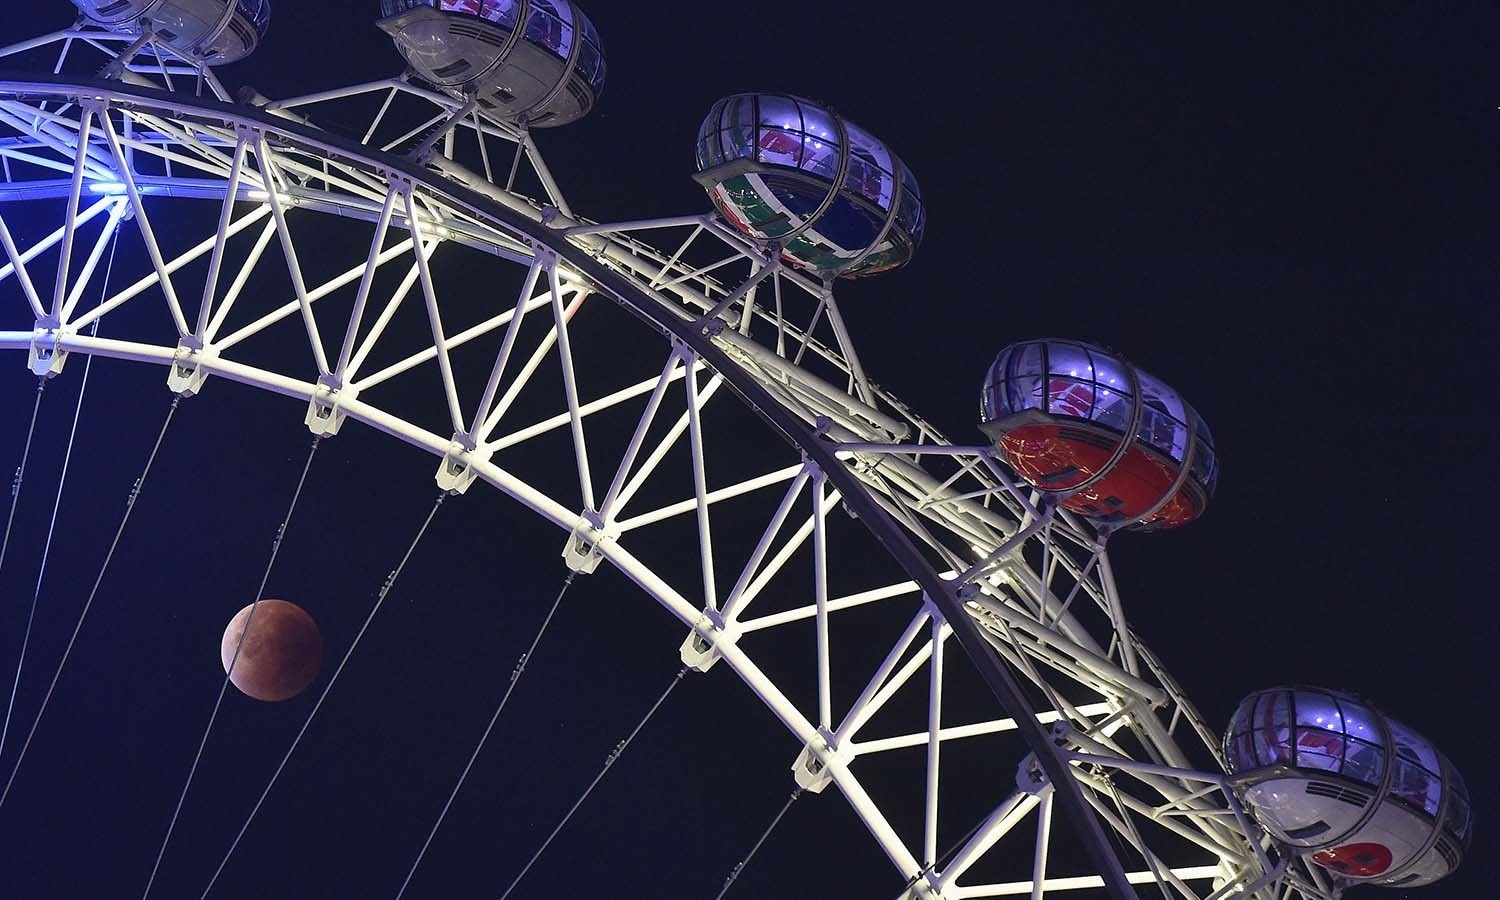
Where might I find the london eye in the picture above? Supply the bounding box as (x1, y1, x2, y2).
(0, 3, 1486, 898)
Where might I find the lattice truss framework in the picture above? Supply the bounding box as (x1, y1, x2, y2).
(0, 29, 1344, 900)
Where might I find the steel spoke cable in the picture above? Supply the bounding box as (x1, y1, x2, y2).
(0, 379, 46, 748)
(396, 570, 578, 900)
(0, 322, 102, 768)
(898, 805, 994, 895)
(142, 436, 324, 900)
(498, 665, 690, 900)
(0, 378, 45, 577)
(199, 491, 451, 899)
(0, 393, 182, 811)
(712, 787, 805, 900)
(1105, 777, 1172, 900)
(1, 227, 117, 769)
(937, 812, 987, 871)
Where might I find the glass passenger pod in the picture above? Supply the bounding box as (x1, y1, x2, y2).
(977, 339, 1216, 530)
(378, 0, 605, 128)
(693, 93, 925, 279)
(1224, 687, 1470, 888)
(71, 0, 270, 64)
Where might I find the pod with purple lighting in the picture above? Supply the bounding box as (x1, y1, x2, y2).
(70, 0, 270, 64)
(379, 0, 604, 128)
(694, 93, 925, 278)
(979, 339, 1217, 530)
(1225, 687, 1470, 888)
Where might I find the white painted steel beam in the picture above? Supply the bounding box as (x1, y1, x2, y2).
(0, 80, 1262, 900)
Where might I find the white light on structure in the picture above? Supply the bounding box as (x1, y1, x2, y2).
(88, 181, 126, 194)
(970, 866, 1222, 895)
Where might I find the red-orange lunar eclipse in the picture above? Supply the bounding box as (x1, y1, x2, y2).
(220, 599, 322, 702)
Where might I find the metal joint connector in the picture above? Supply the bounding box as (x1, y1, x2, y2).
(678, 609, 732, 672)
(166, 340, 215, 395)
(435, 439, 492, 494)
(1016, 752, 1052, 796)
(28, 321, 65, 377)
(305, 376, 357, 436)
(561, 508, 613, 574)
(791, 728, 848, 793)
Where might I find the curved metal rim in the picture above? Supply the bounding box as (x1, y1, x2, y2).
(0, 73, 1142, 898)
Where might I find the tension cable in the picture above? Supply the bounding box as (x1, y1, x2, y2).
(0, 393, 183, 811)
(396, 569, 579, 900)
(713, 787, 806, 900)
(0, 378, 44, 589)
(142, 436, 325, 900)
(499, 666, 691, 900)
(0, 336, 99, 768)
(898, 807, 992, 895)
(1, 228, 117, 774)
(0, 378, 46, 758)
(1105, 776, 1172, 900)
(199, 492, 452, 899)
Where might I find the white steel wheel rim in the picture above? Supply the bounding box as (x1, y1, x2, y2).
(0, 73, 1312, 900)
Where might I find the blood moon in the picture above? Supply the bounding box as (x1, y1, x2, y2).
(220, 599, 322, 702)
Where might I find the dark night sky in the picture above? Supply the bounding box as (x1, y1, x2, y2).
(0, 3, 1497, 899)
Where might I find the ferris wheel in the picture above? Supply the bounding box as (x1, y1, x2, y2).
(0, 3, 1471, 898)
